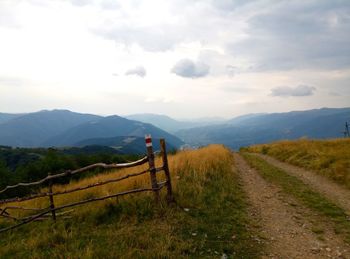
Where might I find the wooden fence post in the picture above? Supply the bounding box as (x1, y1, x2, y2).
(145, 135, 160, 203)
(48, 173, 56, 222)
(160, 139, 174, 204)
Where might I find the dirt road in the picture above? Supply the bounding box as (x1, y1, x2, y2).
(254, 153, 350, 215)
(234, 153, 350, 258)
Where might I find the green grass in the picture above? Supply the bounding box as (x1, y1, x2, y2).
(0, 145, 261, 258)
(242, 139, 350, 188)
(242, 152, 350, 243)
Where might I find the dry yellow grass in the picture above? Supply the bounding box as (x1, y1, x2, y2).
(1, 144, 232, 222)
(0, 144, 261, 258)
(244, 138, 350, 188)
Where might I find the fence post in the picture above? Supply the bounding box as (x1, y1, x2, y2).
(145, 135, 160, 203)
(160, 139, 174, 204)
(48, 173, 56, 222)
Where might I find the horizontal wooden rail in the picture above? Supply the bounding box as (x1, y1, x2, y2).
(0, 166, 164, 205)
(0, 137, 174, 234)
(0, 156, 148, 195)
(0, 184, 166, 234)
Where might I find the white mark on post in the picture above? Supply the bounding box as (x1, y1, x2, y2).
(145, 134, 152, 147)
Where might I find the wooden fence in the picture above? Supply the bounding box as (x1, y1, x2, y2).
(0, 136, 174, 233)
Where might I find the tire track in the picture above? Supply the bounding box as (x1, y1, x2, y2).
(254, 153, 350, 215)
(234, 153, 349, 258)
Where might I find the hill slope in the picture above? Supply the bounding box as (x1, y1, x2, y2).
(126, 113, 225, 133)
(0, 145, 260, 258)
(75, 136, 176, 154)
(0, 110, 183, 149)
(244, 138, 350, 188)
(177, 107, 350, 149)
(0, 113, 24, 124)
(44, 115, 183, 148)
(0, 110, 101, 147)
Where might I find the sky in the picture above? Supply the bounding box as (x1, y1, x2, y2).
(0, 0, 349, 119)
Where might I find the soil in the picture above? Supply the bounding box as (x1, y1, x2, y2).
(255, 153, 350, 215)
(234, 153, 350, 258)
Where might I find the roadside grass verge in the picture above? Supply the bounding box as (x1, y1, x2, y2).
(242, 152, 350, 243)
(0, 145, 261, 258)
(242, 139, 350, 188)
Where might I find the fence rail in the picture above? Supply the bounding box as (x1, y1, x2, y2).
(0, 136, 174, 234)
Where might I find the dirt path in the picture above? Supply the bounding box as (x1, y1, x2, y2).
(234, 153, 350, 258)
(254, 153, 350, 214)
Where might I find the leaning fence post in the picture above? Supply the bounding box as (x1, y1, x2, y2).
(160, 139, 174, 204)
(48, 173, 56, 222)
(145, 134, 160, 203)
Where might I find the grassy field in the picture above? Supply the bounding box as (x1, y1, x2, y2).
(0, 145, 261, 258)
(242, 153, 350, 243)
(243, 138, 350, 188)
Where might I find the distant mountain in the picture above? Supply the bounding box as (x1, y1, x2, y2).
(227, 113, 267, 125)
(176, 107, 350, 150)
(0, 113, 24, 124)
(43, 115, 183, 148)
(0, 110, 101, 147)
(75, 136, 176, 154)
(125, 113, 226, 133)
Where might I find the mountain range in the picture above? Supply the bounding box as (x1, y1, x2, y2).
(176, 107, 350, 149)
(0, 107, 349, 152)
(0, 110, 183, 151)
(125, 113, 225, 133)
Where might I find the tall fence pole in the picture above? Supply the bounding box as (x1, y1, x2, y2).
(47, 173, 56, 222)
(160, 139, 174, 204)
(145, 135, 159, 203)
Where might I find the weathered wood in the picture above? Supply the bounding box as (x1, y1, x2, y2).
(0, 185, 165, 234)
(48, 174, 56, 222)
(0, 156, 148, 195)
(160, 139, 175, 204)
(0, 137, 173, 234)
(20, 209, 74, 221)
(0, 168, 151, 205)
(1, 206, 44, 213)
(145, 135, 160, 203)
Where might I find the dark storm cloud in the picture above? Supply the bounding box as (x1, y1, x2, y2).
(171, 59, 210, 78)
(271, 85, 316, 97)
(125, 66, 146, 77)
(228, 1, 350, 71)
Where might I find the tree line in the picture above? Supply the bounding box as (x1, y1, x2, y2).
(0, 145, 140, 199)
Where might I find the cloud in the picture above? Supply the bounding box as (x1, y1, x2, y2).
(171, 59, 210, 78)
(125, 66, 146, 77)
(271, 85, 316, 97)
(70, 0, 119, 9)
(0, 76, 24, 87)
(70, 0, 93, 7)
(227, 1, 350, 71)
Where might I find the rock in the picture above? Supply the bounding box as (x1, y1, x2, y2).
(311, 247, 320, 254)
(325, 247, 331, 252)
